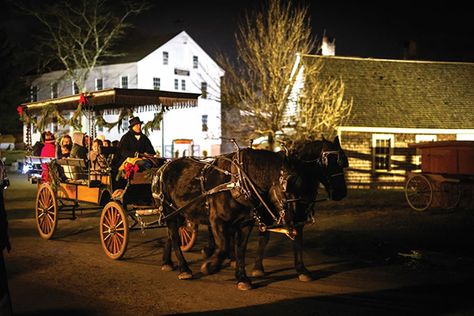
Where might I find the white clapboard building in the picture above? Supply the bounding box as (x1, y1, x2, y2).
(25, 31, 224, 158)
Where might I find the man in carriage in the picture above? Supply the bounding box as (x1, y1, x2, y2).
(118, 116, 155, 162)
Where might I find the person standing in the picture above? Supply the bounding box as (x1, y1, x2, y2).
(0, 158, 12, 316)
(118, 116, 155, 162)
(40, 131, 56, 158)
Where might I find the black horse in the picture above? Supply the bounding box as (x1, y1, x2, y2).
(250, 136, 349, 281)
(151, 148, 300, 290)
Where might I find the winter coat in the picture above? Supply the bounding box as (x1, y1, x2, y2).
(119, 130, 155, 162)
(70, 132, 87, 160)
(40, 140, 56, 158)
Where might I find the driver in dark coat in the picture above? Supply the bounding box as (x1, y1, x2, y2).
(118, 116, 156, 163)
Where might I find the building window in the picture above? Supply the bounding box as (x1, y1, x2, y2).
(174, 79, 179, 90)
(120, 76, 128, 88)
(96, 78, 103, 91)
(193, 56, 198, 69)
(121, 117, 129, 131)
(201, 82, 208, 99)
(72, 81, 79, 95)
(51, 82, 58, 98)
(163, 51, 169, 65)
(30, 85, 38, 102)
(202, 114, 208, 132)
(181, 79, 186, 91)
(372, 134, 393, 171)
(153, 77, 160, 90)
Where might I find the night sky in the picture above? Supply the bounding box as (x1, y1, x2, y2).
(1, 1, 474, 63)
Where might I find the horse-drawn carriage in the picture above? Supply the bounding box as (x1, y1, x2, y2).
(28, 154, 198, 257)
(405, 141, 474, 211)
(20, 88, 202, 257)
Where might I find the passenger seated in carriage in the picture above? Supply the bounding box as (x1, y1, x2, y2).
(57, 134, 72, 158)
(89, 139, 107, 182)
(70, 131, 88, 160)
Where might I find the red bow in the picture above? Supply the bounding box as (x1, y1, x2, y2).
(79, 93, 88, 105)
(124, 163, 139, 179)
(17, 106, 23, 116)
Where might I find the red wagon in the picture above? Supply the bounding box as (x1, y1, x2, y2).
(405, 141, 474, 211)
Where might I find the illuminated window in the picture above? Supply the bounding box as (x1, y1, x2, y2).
(121, 118, 129, 131)
(202, 114, 208, 132)
(201, 82, 207, 99)
(193, 56, 198, 69)
(72, 81, 79, 95)
(120, 76, 128, 88)
(96, 78, 103, 91)
(163, 51, 169, 65)
(153, 77, 160, 90)
(51, 82, 58, 98)
(372, 134, 393, 171)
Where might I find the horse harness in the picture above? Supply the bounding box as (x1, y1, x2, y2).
(151, 150, 294, 237)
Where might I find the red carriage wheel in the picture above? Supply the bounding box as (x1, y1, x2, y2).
(179, 220, 197, 252)
(35, 183, 58, 240)
(100, 201, 129, 260)
(405, 174, 433, 211)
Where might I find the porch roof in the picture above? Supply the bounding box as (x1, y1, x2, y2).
(21, 88, 200, 112)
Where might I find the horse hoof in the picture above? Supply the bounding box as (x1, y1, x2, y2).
(251, 269, 265, 277)
(200, 262, 212, 275)
(161, 264, 174, 272)
(237, 282, 252, 291)
(298, 274, 313, 282)
(178, 271, 193, 280)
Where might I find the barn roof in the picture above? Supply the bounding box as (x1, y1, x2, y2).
(303, 55, 474, 129)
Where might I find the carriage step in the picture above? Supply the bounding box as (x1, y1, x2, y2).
(134, 208, 160, 216)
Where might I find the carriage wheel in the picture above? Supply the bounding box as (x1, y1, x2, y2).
(179, 220, 198, 252)
(100, 201, 129, 260)
(35, 183, 58, 240)
(440, 182, 461, 210)
(405, 174, 433, 211)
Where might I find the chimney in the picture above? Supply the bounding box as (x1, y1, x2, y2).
(321, 36, 336, 56)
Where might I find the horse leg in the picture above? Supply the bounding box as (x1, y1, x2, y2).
(200, 218, 227, 275)
(168, 219, 193, 280)
(293, 225, 312, 282)
(201, 224, 215, 259)
(161, 229, 174, 272)
(251, 231, 270, 277)
(234, 224, 253, 290)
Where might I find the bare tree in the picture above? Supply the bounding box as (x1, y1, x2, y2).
(19, 0, 149, 92)
(220, 0, 351, 149)
(289, 54, 352, 142)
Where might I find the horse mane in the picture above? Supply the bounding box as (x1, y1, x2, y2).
(239, 148, 283, 191)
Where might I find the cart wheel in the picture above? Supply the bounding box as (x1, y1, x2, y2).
(100, 201, 129, 260)
(405, 174, 433, 211)
(35, 183, 58, 240)
(440, 182, 461, 210)
(179, 220, 198, 252)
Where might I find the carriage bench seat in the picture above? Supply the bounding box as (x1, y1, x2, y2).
(56, 158, 88, 183)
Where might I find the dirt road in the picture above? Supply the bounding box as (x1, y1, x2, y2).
(3, 172, 474, 315)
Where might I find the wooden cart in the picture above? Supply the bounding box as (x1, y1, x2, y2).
(99, 162, 197, 260)
(405, 141, 474, 211)
(33, 156, 115, 239)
